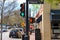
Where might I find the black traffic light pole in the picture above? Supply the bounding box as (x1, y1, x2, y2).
(24, 0, 29, 40)
(26, 0, 29, 35)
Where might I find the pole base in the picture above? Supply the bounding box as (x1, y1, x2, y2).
(22, 35, 29, 40)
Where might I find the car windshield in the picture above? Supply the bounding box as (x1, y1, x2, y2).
(20, 29, 23, 31)
(11, 29, 19, 32)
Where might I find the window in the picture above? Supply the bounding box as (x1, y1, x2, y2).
(52, 15, 60, 19)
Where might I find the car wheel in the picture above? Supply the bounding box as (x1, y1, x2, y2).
(9, 35, 11, 38)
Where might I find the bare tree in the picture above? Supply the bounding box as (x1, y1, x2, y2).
(0, 0, 18, 16)
(0, 0, 18, 25)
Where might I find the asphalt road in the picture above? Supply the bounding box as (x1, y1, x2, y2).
(2, 29, 22, 40)
(0, 29, 35, 40)
(0, 33, 1, 40)
(30, 33, 35, 40)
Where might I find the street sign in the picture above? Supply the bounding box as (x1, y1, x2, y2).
(28, 0, 44, 4)
(21, 22, 25, 27)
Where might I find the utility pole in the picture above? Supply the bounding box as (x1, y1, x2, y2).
(1, 0, 5, 40)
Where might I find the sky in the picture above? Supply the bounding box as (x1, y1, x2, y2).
(6, 0, 26, 9)
(0, 0, 26, 3)
(0, 0, 26, 19)
(0, 0, 42, 19)
(0, 0, 26, 10)
(29, 4, 41, 17)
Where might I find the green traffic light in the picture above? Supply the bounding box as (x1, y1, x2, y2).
(20, 3, 25, 17)
(20, 12, 25, 17)
(21, 12, 24, 16)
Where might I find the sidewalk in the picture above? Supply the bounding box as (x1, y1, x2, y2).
(30, 33, 35, 40)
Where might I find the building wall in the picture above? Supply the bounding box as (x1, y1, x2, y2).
(35, 0, 60, 40)
(38, 1, 51, 40)
(38, 21, 43, 40)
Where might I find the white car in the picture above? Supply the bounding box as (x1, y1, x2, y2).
(0, 25, 7, 32)
(2, 28, 7, 32)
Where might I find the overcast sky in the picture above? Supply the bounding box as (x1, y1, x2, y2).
(0, 0, 26, 19)
(0, 0, 26, 9)
(0, 0, 26, 3)
(6, 0, 26, 9)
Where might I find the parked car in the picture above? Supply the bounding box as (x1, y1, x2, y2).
(2, 28, 7, 32)
(0, 28, 7, 32)
(2, 25, 7, 32)
(9, 28, 23, 38)
(0, 24, 7, 32)
(7, 26, 12, 29)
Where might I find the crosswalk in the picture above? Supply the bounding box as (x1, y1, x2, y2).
(30, 33, 35, 40)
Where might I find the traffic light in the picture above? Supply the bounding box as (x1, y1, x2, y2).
(20, 3, 25, 17)
(29, 17, 35, 23)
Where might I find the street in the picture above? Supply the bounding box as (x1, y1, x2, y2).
(30, 33, 35, 40)
(2, 29, 22, 40)
(0, 33, 1, 40)
(0, 29, 35, 40)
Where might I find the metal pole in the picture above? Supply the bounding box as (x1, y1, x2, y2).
(24, 0, 29, 40)
(1, 0, 5, 40)
(26, 0, 29, 35)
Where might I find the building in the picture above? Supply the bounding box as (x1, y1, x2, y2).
(35, 1, 60, 40)
(51, 10, 60, 40)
